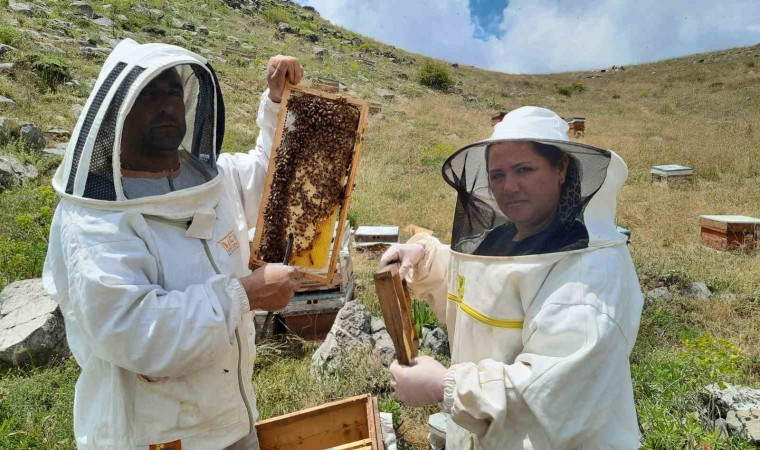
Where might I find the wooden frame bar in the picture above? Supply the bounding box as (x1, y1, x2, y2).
(256, 394, 383, 450)
(250, 83, 369, 284)
(373, 264, 419, 365)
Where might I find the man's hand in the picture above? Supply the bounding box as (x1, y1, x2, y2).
(267, 55, 303, 103)
(239, 263, 300, 311)
(390, 355, 448, 407)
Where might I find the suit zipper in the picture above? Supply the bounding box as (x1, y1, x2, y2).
(201, 238, 254, 434)
(143, 215, 254, 433)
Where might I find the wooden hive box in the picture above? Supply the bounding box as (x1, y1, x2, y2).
(650, 164, 694, 185)
(256, 394, 384, 450)
(700, 215, 760, 252)
(250, 83, 369, 285)
(374, 264, 418, 365)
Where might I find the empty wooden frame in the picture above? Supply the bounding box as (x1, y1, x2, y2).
(255, 394, 383, 450)
(250, 83, 369, 284)
(373, 263, 419, 366)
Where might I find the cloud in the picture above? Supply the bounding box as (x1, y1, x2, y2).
(295, 0, 760, 73)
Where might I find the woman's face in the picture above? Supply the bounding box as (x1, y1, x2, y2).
(487, 142, 568, 236)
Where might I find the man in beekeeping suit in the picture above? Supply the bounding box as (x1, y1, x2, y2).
(381, 107, 644, 449)
(43, 39, 303, 449)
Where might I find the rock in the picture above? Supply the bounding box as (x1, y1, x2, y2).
(0, 118, 7, 144)
(8, 1, 33, 16)
(70, 1, 94, 18)
(114, 14, 128, 23)
(312, 301, 392, 374)
(43, 142, 68, 157)
(703, 383, 760, 417)
(422, 327, 450, 357)
(81, 46, 111, 58)
(93, 17, 114, 28)
(718, 293, 737, 302)
(646, 287, 670, 301)
(303, 5, 317, 13)
(380, 412, 397, 450)
(171, 18, 195, 31)
(0, 152, 38, 191)
(682, 281, 712, 300)
(370, 317, 386, 334)
(726, 409, 760, 444)
(20, 123, 46, 151)
(452, 63, 459, 68)
(0, 95, 15, 106)
(6, 18, 19, 26)
(277, 22, 293, 34)
(375, 88, 395, 100)
(170, 35, 187, 46)
(358, 75, 369, 82)
(303, 32, 319, 43)
(0, 279, 68, 367)
(465, 94, 479, 102)
(198, 26, 209, 36)
(146, 8, 163, 19)
(396, 72, 408, 80)
(45, 127, 71, 140)
(313, 46, 327, 58)
(70, 104, 84, 118)
(372, 328, 395, 367)
(0, 44, 17, 58)
(39, 42, 64, 54)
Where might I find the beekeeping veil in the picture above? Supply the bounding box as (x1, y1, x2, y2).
(52, 39, 224, 203)
(442, 106, 628, 254)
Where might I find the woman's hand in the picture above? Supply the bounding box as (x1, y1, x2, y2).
(239, 263, 300, 311)
(266, 55, 303, 103)
(379, 243, 425, 278)
(390, 355, 448, 406)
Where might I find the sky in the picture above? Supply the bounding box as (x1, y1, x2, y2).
(293, 0, 760, 74)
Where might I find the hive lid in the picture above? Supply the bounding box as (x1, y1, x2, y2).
(700, 215, 760, 223)
(355, 226, 400, 236)
(651, 164, 693, 176)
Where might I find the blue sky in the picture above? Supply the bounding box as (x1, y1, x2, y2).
(470, 0, 508, 39)
(294, 0, 760, 74)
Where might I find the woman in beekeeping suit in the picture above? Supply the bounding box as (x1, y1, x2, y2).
(381, 106, 644, 449)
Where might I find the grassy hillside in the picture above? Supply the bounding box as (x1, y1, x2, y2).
(0, 0, 758, 448)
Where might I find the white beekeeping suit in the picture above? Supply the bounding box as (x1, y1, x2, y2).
(397, 107, 644, 449)
(42, 39, 279, 449)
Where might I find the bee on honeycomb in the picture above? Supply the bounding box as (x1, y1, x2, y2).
(259, 93, 361, 270)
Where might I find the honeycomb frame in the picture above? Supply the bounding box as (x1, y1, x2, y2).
(250, 83, 369, 284)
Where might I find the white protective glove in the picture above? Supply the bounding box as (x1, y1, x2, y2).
(379, 243, 425, 278)
(389, 355, 448, 407)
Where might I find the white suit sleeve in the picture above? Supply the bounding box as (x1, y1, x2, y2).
(405, 233, 450, 323)
(217, 89, 280, 228)
(441, 284, 634, 447)
(65, 229, 249, 378)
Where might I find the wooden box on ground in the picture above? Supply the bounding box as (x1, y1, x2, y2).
(566, 117, 585, 137)
(373, 264, 418, 365)
(700, 215, 760, 252)
(256, 394, 384, 450)
(650, 165, 694, 185)
(250, 83, 369, 285)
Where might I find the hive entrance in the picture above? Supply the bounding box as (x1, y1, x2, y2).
(252, 84, 368, 283)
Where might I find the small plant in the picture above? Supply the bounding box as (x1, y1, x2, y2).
(411, 299, 437, 340)
(29, 54, 72, 91)
(0, 26, 23, 48)
(417, 61, 455, 91)
(745, 61, 755, 68)
(556, 82, 585, 97)
(358, 42, 373, 53)
(378, 395, 402, 429)
(262, 6, 291, 24)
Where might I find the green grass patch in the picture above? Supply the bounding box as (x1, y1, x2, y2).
(0, 26, 23, 48)
(419, 144, 454, 166)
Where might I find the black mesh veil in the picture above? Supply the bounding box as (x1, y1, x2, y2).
(442, 139, 612, 254)
(74, 62, 223, 201)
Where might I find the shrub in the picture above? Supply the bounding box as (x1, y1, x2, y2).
(29, 54, 72, 91)
(417, 61, 455, 91)
(411, 299, 437, 340)
(0, 26, 23, 48)
(557, 82, 585, 97)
